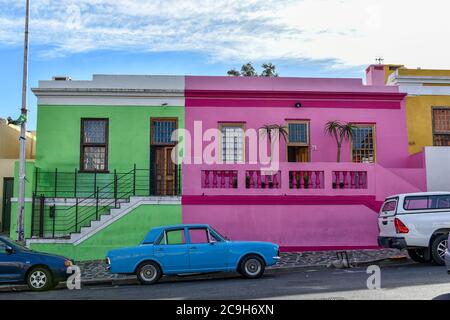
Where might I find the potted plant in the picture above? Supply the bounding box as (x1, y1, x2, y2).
(324, 120, 355, 162)
(259, 124, 288, 163)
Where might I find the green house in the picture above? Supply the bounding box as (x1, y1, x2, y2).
(10, 75, 185, 261)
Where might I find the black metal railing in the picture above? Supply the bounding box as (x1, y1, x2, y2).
(31, 165, 181, 239)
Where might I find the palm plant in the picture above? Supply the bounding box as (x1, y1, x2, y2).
(324, 120, 356, 162)
(259, 124, 288, 161)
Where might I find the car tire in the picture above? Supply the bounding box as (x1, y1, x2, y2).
(136, 261, 162, 285)
(431, 234, 449, 266)
(407, 249, 430, 263)
(26, 267, 53, 291)
(239, 255, 265, 279)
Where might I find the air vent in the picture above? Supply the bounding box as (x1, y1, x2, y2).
(52, 76, 72, 81)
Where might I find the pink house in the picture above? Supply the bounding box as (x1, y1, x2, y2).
(182, 66, 426, 251)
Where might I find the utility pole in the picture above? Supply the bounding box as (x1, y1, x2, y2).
(17, 0, 30, 242)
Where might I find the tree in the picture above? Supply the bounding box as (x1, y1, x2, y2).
(240, 62, 258, 77)
(259, 124, 288, 161)
(260, 63, 278, 77)
(324, 121, 356, 162)
(227, 69, 241, 77)
(226, 62, 279, 77)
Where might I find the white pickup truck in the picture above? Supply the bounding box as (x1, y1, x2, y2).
(378, 192, 450, 265)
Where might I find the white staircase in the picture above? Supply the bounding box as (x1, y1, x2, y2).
(26, 196, 181, 247)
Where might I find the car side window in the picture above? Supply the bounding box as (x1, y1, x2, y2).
(189, 228, 210, 244)
(0, 244, 6, 254)
(161, 229, 186, 245)
(436, 195, 450, 209)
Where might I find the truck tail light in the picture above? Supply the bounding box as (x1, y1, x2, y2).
(394, 218, 409, 234)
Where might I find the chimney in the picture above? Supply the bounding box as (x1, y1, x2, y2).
(365, 65, 385, 86)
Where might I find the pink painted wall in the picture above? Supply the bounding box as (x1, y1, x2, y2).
(183, 204, 379, 250)
(184, 104, 411, 168)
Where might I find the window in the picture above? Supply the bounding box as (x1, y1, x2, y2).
(160, 229, 186, 245)
(80, 119, 108, 172)
(352, 125, 376, 163)
(0, 243, 6, 254)
(432, 108, 450, 146)
(382, 200, 397, 212)
(403, 195, 450, 211)
(189, 228, 210, 244)
(151, 119, 178, 145)
(220, 123, 245, 163)
(287, 121, 310, 162)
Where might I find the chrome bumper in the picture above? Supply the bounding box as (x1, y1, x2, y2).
(273, 256, 281, 260)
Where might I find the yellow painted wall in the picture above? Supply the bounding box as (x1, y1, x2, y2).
(406, 95, 450, 154)
(0, 118, 36, 229)
(399, 68, 450, 77)
(0, 118, 36, 159)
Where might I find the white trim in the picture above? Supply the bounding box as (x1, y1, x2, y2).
(32, 75, 185, 106)
(26, 196, 181, 247)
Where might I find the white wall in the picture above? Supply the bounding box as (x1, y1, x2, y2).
(425, 147, 450, 191)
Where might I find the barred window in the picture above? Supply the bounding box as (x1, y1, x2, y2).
(288, 122, 309, 144)
(220, 124, 244, 163)
(151, 119, 177, 145)
(352, 125, 376, 163)
(433, 108, 450, 146)
(80, 119, 108, 171)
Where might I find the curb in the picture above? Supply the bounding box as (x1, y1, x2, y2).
(0, 257, 412, 293)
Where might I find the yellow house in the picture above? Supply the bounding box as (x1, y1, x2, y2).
(0, 118, 36, 233)
(386, 67, 450, 155)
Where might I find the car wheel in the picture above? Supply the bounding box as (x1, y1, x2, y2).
(136, 261, 162, 285)
(27, 267, 53, 291)
(239, 255, 265, 279)
(407, 249, 430, 263)
(431, 234, 448, 266)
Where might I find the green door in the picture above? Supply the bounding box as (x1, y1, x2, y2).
(1, 178, 14, 233)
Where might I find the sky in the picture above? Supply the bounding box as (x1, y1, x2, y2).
(1, 0, 450, 129)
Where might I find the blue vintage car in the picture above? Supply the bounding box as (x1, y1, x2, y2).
(106, 224, 280, 284)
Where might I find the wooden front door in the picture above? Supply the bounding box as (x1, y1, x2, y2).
(151, 118, 178, 196)
(154, 146, 176, 196)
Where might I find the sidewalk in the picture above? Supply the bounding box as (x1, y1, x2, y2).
(0, 248, 408, 291)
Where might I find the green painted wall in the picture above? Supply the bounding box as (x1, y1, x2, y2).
(30, 204, 182, 261)
(35, 105, 184, 171)
(10, 105, 184, 243)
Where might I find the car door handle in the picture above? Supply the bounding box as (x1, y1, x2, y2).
(190, 246, 197, 250)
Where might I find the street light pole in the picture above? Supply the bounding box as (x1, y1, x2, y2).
(17, 0, 30, 242)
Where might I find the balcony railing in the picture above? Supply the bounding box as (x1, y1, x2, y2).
(185, 162, 375, 196)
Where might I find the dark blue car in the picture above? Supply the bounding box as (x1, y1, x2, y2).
(0, 236, 73, 291)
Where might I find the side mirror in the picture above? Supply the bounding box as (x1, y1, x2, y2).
(5, 246, 14, 254)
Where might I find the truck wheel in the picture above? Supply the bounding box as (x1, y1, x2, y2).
(407, 249, 430, 263)
(431, 234, 448, 266)
(136, 261, 162, 285)
(239, 255, 265, 279)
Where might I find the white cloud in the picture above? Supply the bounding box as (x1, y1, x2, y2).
(0, 0, 449, 68)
